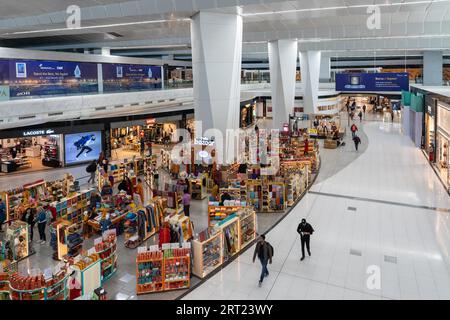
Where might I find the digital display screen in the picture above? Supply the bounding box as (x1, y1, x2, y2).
(64, 131, 102, 165)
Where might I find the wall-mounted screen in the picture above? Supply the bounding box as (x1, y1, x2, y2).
(102, 63, 162, 92)
(336, 72, 409, 92)
(64, 131, 102, 165)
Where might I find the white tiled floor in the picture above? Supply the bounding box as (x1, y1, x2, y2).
(183, 114, 450, 300)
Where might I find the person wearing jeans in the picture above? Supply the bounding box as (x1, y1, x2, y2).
(37, 208, 47, 244)
(252, 235, 274, 287)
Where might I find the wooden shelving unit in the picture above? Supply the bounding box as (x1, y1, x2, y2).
(136, 245, 191, 295)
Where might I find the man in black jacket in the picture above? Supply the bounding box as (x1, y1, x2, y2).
(297, 218, 314, 261)
(252, 235, 274, 287)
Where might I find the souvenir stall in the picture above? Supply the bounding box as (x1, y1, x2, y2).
(136, 243, 191, 295)
(124, 201, 163, 249)
(0, 175, 76, 222)
(9, 265, 69, 300)
(192, 208, 256, 278)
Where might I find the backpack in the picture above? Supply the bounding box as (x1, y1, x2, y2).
(86, 161, 96, 173)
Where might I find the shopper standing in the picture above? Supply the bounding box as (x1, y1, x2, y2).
(297, 219, 314, 261)
(353, 135, 361, 151)
(363, 104, 367, 114)
(0, 198, 6, 232)
(252, 235, 274, 287)
(358, 111, 363, 122)
(26, 208, 36, 242)
(182, 189, 191, 217)
(37, 207, 47, 244)
(350, 123, 358, 138)
(304, 137, 309, 155)
(135, 178, 145, 205)
(390, 110, 395, 122)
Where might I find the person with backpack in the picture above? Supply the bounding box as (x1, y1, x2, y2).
(86, 160, 97, 184)
(353, 135, 361, 151)
(350, 123, 358, 138)
(252, 235, 274, 287)
(297, 218, 314, 261)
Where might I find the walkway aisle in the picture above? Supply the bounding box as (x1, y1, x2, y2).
(183, 116, 450, 300)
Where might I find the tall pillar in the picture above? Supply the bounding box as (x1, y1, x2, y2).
(319, 54, 331, 83)
(423, 51, 443, 86)
(268, 39, 298, 129)
(300, 51, 321, 114)
(191, 10, 243, 158)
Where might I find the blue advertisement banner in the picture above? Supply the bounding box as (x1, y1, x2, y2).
(64, 131, 102, 165)
(102, 63, 162, 92)
(0, 59, 98, 98)
(336, 72, 409, 92)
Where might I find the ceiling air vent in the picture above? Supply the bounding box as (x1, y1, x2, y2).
(105, 32, 123, 39)
(19, 115, 36, 120)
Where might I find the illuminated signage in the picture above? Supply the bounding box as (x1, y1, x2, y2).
(22, 129, 55, 137)
(194, 137, 214, 146)
(146, 118, 156, 125)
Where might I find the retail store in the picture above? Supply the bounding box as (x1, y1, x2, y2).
(0, 124, 104, 174)
(436, 101, 450, 191)
(110, 115, 182, 161)
(240, 100, 257, 128)
(424, 96, 437, 160)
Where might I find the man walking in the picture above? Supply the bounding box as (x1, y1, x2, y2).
(86, 160, 97, 184)
(253, 235, 274, 287)
(297, 219, 314, 261)
(353, 135, 361, 151)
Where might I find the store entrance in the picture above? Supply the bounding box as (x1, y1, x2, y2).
(0, 135, 63, 174)
(343, 95, 378, 114)
(110, 121, 178, 161)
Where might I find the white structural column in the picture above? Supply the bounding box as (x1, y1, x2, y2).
(268, 39, 298, 129)
(300, 51, 321, 114)
(191, 10, 243, 156)
(319, 54, 331, 82)
(423, 51, 443, 86)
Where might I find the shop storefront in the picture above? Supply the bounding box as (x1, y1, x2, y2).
(240, 100, 257, 128)
(0, 124, 104, 174)
(423, 96, 437, 161)
(436, 102, 450, 191)
(110, 115, 182, 160)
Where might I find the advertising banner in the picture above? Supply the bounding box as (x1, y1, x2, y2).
(3, 59, 98, 98)
(102, 63, 162, 92)
(64, 131, 103, 165)
(336, 72, 409, 92)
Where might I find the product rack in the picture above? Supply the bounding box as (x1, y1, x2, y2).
(219, 216, 240, 263)
(192, 229, 223, 278)
(9, 273, 69, 301)
(0, 272, 10, 300)
(246, 179, 262, 211)
(136, 244, 191, 295)
(189, 175, 207, 200)
(237, 209, 257, 249)
(5, 221, 30, 262)
(207, 205, 243, 227)
(51, 189, 93, 222)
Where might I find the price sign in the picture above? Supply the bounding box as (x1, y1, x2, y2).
(148, 245, 159, 252)
(170, 243, 179, 249)
(161, 243, 171, 250)
(137, 246, 148, 254)
(87, 248, 96, 256)
(182, 242, 191, 249)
